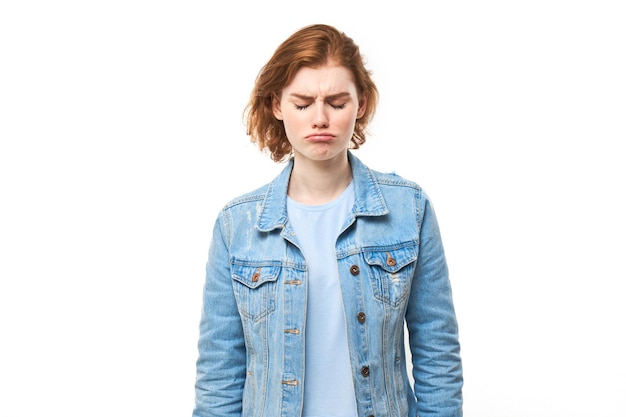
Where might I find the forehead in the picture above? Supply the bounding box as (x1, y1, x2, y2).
(284, 63, 357, 95)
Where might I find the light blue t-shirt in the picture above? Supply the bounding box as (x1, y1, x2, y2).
(287, 182, 357, 417)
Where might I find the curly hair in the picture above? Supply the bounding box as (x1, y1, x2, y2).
(244, 24, 379, 162)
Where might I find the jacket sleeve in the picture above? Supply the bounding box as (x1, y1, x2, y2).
(193, 211, 246, 417)
(405, 192, 463, 416)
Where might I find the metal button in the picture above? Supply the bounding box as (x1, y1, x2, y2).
(386, 253, 396, 267)
(252, 268, 260, 282)
(361, 366, 370, 377)
(357, 312, 366, 323)
(350, 265, 360, 275)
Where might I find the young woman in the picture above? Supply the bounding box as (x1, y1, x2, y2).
(193, 24, 463, 417)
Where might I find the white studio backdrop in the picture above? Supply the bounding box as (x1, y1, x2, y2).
(1, 1, 624, 416)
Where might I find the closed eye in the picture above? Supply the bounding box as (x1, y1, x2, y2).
(295, 103, 345, 110)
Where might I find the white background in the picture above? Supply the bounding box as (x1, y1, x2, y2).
(1, 1, 625, 416)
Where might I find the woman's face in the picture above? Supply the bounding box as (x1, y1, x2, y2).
(273, 62, 366, 164)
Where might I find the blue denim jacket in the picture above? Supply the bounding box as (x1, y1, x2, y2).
(193, 152, 463, 417)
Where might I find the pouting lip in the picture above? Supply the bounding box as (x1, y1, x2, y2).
(305, 133, 335, 141)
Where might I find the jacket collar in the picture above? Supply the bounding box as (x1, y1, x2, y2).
(256, 152, 389, 232)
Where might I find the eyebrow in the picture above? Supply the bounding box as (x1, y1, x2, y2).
(289, 92, 351, 101)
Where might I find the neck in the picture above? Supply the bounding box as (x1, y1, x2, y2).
(288, 154, 352, 205)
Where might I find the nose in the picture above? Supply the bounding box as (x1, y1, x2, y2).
(312, 102, 329, 129)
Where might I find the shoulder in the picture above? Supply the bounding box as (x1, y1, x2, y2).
(371, 168, 422, 191)
(221, 182, 271, 211)
(350, 151, 423, 194)
(367, 165, 442, 219)
(368, 166, 428, 205)
(217, 160, 292, 214)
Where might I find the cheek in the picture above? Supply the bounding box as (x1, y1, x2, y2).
(336, 111, 358, 128)
(282, 111, 306, 129)
(281, 116, 303, 140)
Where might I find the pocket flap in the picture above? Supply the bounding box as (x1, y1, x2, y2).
(231, 263, 280, 289)
(364, 244, 417, 273)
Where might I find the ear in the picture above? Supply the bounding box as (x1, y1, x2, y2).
(356, 94, 367, 119)
(272, 95, 283, 120)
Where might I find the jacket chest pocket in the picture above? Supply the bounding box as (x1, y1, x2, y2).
(364, 244, 417, 307)
(231, 262, 279, 322)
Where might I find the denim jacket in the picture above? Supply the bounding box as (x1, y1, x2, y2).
(193, 152, 463, 417)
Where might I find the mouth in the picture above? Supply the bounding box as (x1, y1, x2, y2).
(305, 133, 335, 142)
